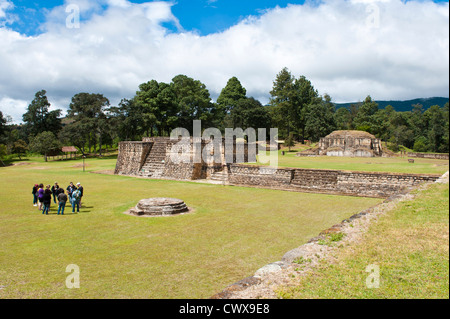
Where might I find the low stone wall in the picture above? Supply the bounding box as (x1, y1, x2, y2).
(228, 165, 293, 188)
(407, 152, 449, 160)
(228, 164, 440, 198)
(115, 142, 153, 175)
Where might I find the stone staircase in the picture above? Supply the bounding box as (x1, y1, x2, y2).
(140, 139, 170, 178)
(209, 166, 229, 184)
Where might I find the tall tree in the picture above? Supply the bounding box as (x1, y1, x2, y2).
(107, 98, 145, 141)
(334, 107, 352, 130)
(22, 90, 62, 139)
(0, 111, 6, 138)
(293, 75, 320, 140)
(66, 93, 110, 154)
(270, 68, 319, 140)
(171, 74, 214, 132)
(424, 105, 446, 153)
(217, 76, 247, 115)
(353, 95, 379, 131)
(269, 68, 296, 139)
(304, 94, 336, 142)
(135, 80, 178, 136)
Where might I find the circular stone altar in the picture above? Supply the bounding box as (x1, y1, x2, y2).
(128, 198, 190, 217)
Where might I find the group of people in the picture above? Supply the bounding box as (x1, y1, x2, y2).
(32, 182, 84, 215)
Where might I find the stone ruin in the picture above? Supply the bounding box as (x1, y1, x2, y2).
(114, 136, 440, 199)
(128, 198, 190, 217)
(114, 136, 252, 184)
(298, 130, 383, 157)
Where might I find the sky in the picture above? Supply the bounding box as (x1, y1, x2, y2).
(0, 0, 449, 123)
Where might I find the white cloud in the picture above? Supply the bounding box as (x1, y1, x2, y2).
(0, 0, 12, 17)
(0, 0, 14, 26)
(0, 0, 448, 123)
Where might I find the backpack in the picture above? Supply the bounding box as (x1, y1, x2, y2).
(73, 190, 81, 201)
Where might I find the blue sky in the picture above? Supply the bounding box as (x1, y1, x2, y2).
(8, 0, 311, 35)
(10, 0, 449, 36)
(0, 0, 449, 123)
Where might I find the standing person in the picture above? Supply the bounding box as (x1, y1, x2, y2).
(66, 182, 76, 205)
(37, 184, 45, 211)
(57, 189, 68, 215)
(42, 186, 52, 215)
(71, 188, 81, 214)
(32, 184, 39, 206)
(51, 182, 60, 204)
(76, 183, 84, 207)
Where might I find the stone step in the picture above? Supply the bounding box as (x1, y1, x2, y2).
(139, 140, 170, 178)
(210, 171, 229, 182)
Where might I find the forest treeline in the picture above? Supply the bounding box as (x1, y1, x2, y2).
(0, 67, 448, 161)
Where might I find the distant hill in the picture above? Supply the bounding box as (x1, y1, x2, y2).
(334, 97, 449, 112)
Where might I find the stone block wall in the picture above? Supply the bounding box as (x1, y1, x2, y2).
(227, 165, 440, 198)
(335, 171, 438, 197)
(228, 165, 293, 188)
(115, 142, 153, 175)
(407, 152, 449, 160)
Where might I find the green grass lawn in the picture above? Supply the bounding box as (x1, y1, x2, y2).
(0, 157, 382, 299)
(277, 182, 449, 299)
(254, 150, 448, 175)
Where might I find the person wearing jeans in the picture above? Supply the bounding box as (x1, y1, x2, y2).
(71, 189, 81, 213)
(42, 187, 52, 215)
(57, 189, 68, 215)
(32, 184, 39, 206)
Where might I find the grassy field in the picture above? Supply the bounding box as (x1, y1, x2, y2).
(0, 157, 382, 299)
(254, 150, 449, 175)
(277, 182, 449, 299)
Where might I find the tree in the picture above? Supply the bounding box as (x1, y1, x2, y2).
(107, 98, 145, 141)
(292, 75, 319, 141)
(12, 139, 28, 160)
(304, 94, 336, 142)
(285, 132, 295, 152)
(59, 121, 88, 155)
(413, 136, 429, 152)
(171, 74, 214, 132)
(67, 93, 110, 154)
(353, 95, 379, 131)
(0, 144, 6, 166)
(369, 105, 395, 141)
(22, 90, 62, 139)
(334, 107, 352, 130)
(135, 80, 178, 136)
(424, 105, 446, 153)
(0, 111, 6, 138)
(217, 77, 247, 115)
(269, 68, 296, 139)
(29, 131, 61, 162)
(230, 97, 271, 132)
(270, 68, 319, 141)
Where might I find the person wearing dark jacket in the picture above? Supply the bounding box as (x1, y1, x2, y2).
(32, 184, 39, 206)
(51, 182, 60, 204)
(57, 189, 68, 215)
(76, 183, 84, 207)
(66, 182, 77, 204)
(42, 186, 52, 215)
